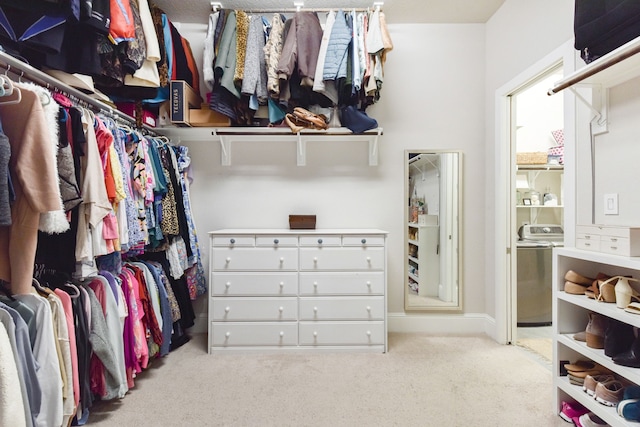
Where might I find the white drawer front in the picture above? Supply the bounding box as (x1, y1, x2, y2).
(299, 236, 341, 246)
(575, 231, 598, 241)
(213, 247, 298, 271)
(299, 297, 385, 320)
(256, 236, 298, 247)
(211, 322, 298, 346)
(211, 272, 298, 296)
(212, 236, 255, 247)
(211, 297, 297, 321)
(299, 272, 385, 295)
(576, 238, 599, 252)
(599, 236, 631, 256)
(342, 235, 385, 246)
(299, 321, 385, 346)
(299, 247, 384, 271)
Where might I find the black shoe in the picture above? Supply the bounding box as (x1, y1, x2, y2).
(613, 329, 640, 367)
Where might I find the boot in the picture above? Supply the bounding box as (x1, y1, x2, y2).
(585, 312, 607, 349)
(613, 328, 640, 368)
(604, 317, 635, 357)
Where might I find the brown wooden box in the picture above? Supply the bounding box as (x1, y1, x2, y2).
(289, 215, 316, 229)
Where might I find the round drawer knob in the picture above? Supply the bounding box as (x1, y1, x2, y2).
(280, 257, 284, 262)
(225, 332, 231, 338)
(225, 282, 231, 288)
(313, 281, 318, 287)
(230, 238, 235, 244)
(318, 238, 323, 244)
(313, 331, 318, 337)
(280, 331, 284, 337)
(226, 257, 231, 263)
(279, 282, 284, 287)
(366, 256, 371, 262)
(313, 257, 318, 262)
(279, 306, 284, 312)
(366, 331, 371, 336)
(366, 281, 371, 287)
(313, 306, 318, 312)
(225, 306, 230, 312)
(361, 238, 367, 244)
(274, 239, 279, 244)
(366, 306, 371, 311)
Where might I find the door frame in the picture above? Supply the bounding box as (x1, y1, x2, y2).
(493, 40, 577, 344)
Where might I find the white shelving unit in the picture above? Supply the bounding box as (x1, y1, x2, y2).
(407, 222, 439, 297)
(554, 248, 640, 427)
(516, 164, 564, 226)
(551, 36, 640, 426)
(155, 126, 383, 166)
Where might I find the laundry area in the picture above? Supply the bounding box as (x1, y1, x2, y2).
(512, 70, 564, 360)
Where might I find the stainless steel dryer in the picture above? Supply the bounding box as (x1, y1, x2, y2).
(516, 224, 564, 326)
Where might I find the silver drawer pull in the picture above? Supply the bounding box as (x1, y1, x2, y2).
(611, 246, 618, 250)
(274, 239, 279, 244)
(611, 238, 618, 242)
(584, 243, 591, 247)
(230, 238, 235, 244)
(317, 238, 323, 244)
(585, 235, 591, 239)
(361, 238, 367, 244)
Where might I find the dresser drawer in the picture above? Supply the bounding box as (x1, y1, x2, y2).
(211, 272, 298, 296)
(299, 272, 385, 295)
(599, 236, 631, 256)
(256, 236, 298, 247)
(299, 247, 385, 271)
(211, 297, 297, 321)
(299, 321, 385, 346)
(576, 238, 600, 252)
(342, 235, 385, 246)
(211, 322, 298, 346)
(299, 235, 342, 246)
(212, 247, 298, 271)
(212, 235, 255, 247)
(299, 297, 384, 320)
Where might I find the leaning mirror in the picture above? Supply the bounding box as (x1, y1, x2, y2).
(405, 150, 462, 311)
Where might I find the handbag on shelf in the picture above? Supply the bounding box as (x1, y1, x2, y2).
(284, 107, 328, 133)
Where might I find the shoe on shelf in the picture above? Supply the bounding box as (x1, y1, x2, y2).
(594, 379, 625, 406)
(614, 276, 640, 309)
(583, 374, 615, 396)
(574, 412, 609, 426)
(565, 270, 594, 286)
(559, 400, 589, 423)
(604, 317, 635, 357)
(585, 312, 607, 349)
(612, 333, 640, 368)
(573, 330, 587, 342)
(618, 398, 640, 421)
(565, 280, 590, 295)
(624, 385, 640, 400)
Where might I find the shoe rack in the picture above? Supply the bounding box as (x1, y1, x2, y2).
(553, 247, 640, 426)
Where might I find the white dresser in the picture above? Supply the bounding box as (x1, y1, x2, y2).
(209, 229, 388, 353)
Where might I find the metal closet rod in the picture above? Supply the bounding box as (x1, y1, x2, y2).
(0, 50, 155, 133)
(210, 1, 383, 13)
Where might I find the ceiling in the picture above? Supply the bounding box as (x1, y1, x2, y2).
(152, 0, 507, 25)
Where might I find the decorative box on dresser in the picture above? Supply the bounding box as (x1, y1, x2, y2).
(554, 248, 640, 426)
(209, 229, 388, 353)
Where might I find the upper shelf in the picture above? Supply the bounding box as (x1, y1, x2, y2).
(155, 126, 384, 166)
(549, 35, 640, 95)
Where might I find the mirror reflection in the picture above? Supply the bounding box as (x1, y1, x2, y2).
(405, 151, 462, 311)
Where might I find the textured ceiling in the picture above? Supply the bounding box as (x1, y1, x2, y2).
(152, 0, 507, 24)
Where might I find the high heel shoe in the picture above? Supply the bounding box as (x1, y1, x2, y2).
(614, 276, 640, 309)
(595, 276, 617, 303)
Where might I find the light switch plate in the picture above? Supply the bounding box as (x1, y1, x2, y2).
(604, 193, 618, 215)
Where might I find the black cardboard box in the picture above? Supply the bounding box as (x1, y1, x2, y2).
(170, 80, 203, 126)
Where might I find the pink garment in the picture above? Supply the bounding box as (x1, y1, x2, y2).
(54, 289, 80, 409)
(123, 268, 148, 372)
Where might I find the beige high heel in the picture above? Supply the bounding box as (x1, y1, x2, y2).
(614, 276, 640, 309)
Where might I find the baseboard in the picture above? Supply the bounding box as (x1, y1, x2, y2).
(388, 312, 495, 336)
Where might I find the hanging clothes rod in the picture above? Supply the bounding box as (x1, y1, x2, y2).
(0, 50, 156, 133)
(210, 1, 382, 13)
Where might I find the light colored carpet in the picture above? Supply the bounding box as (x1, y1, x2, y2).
(517, 338, 553, 363)
(87, 333, 567, 427)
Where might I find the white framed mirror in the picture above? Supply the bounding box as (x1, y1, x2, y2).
(405, 150, 462, 311)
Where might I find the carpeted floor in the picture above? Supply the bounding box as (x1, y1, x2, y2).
(87, 333, 568, 427)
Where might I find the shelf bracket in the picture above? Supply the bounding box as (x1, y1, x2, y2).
(569, 86, 608, 135)
(217, 131, 231, 166)
(296, 133, 306, 166)
(369, 127, 382, 166)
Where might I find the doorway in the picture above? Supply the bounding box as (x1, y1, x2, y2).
(510, 68, 564, 362)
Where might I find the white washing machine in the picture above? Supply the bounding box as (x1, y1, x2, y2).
(516, 224, 564, 326)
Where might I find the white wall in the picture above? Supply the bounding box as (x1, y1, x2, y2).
(484, 0, 574, 322)
(176, 23, 487, 331)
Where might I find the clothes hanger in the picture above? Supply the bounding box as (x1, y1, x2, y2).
(0, 78, 21, 105)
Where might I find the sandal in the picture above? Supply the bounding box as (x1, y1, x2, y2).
(614, 276, 640, 309)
